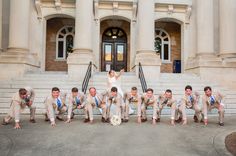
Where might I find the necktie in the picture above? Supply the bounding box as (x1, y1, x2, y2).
(57, 98, 62, 108)
(189, 95, 194, 103)
(75, 96, 80, 105)
(210, 96, 215, 105)
(94, 97, 99, 107)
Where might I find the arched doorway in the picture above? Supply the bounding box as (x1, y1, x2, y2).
(45, 17, 75, 71)
(101, 27, 127, 71)
(155, 20, 181, 73)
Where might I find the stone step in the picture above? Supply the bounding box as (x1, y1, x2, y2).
(1, 107, 236, 116)
(0, 72, 235, 115)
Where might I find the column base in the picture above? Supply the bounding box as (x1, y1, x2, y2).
(67, 49, 95, 81)
(0, 49, 40, 80)
(135, 51, 161, 83)
(185, 54, 236, 90)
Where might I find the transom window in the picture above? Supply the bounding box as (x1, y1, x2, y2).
(56, 26, 75, 60)
(155, 29, 171, 62)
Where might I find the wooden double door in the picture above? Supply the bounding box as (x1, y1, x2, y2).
(101, 27, 127, 72)
(102, 42, 127, 72)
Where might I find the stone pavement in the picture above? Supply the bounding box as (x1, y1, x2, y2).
(0, 115, 235, 156)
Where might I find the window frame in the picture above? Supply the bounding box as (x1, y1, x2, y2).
(56, 26, 75, 61)
(155, 28, 171, 63)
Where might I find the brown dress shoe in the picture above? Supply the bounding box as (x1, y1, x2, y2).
(219, 122, 224, 126)
(84, 118, 90, 123)
(29, 119, 36, 123)
(141, 118, 147, 122)
(56, 116, 63, 121)
(193, 115, 199, 123)
(123, 119, 129, 123)
(175, 117, 182, 123)
(44, 114, 49, 122)
(2, 119, 8, 125)
(101, 117, 106, 123)
(106, 118, 110, 123)
(70, 112, 75, 119)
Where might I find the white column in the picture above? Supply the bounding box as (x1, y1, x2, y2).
(73, 0, 93, 52)
(135, 0, 161, 82)
(8, 0, 30, 52)
(196, 0, 214, 55)
(0, 0, 2, 52)
(137, 0, 154, 53)
(67, 0, 94, 80)
(219, 0, 236, 58)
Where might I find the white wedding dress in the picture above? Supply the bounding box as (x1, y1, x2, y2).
(107, 76, 123, 97)
(107, 75, 134, 115)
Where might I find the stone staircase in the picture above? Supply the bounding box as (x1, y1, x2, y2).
(0, 71, 235, 116)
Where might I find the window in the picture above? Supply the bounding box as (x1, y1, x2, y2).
(154, 29, 171, 62)
(56, 26, 75, 60)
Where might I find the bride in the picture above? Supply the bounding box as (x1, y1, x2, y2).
(107, 69, 124, 97)
(107, 69, 134, 117)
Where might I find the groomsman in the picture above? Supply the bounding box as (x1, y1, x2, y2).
(176, 85, 201, 125)
(83, 87, 107, 123)
(44, 87, 67, 127)
(141, 88, 158, 125)
(66, 87, 85, 123)
(106, 87, 123, 122)
(2, 87, 36, 129)
(157, 89, 176, 125)
(123, 87, 142, 123)
(202, 86, 224, 126)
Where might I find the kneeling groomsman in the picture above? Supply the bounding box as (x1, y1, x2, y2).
(84, 87, 107, 123)
(202, 86, 224, 126)
(123, 87, 142, 123)
(176, 85, 201, 125)
(2, 87, 36, 129)
(141, 88, 158, 125)
(44, 87, 67, 127)
(66, 87, 85, 123)
(157, 89, 176, 125)
(106, 87, 123, 122)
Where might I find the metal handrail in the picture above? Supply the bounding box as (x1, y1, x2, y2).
(138, 62, 147, 93)
(82, 62, 92, 94)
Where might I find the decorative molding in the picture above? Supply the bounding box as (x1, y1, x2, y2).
(132, 1, 137, 22)
(93, 0, 99, 23)
(113, 1, 119, 14)
(167, 5, 174, 14)
(35, 0, 42, 20)
(185, 5, 192, 24)
(55, 0, 62, 11)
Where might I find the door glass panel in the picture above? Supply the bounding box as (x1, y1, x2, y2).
(117, 44, 124, 61)
(104, 44, 112, 61)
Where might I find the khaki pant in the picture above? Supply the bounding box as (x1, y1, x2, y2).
(85, 104, 107, 121)
(123, 103, 140, 120)
(202, 103, 224, 123)
(57, 106, 67, 119)
(141, 104, 158, 119)
(4, 105, 36, 123)
(178, 103, 201, 121)
(157, 103, 176, 120)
